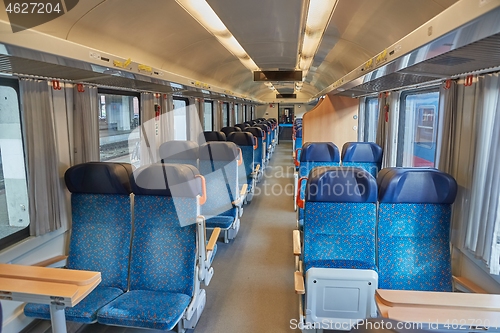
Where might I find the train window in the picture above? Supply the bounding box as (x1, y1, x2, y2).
(222, 102, 229, 126)
(364, 97, 379, 142)
(98, 91, 140, 163)
(397, 90, 440, 167)
(0, 80, 30, 249)
(173, 97, 189, 140)
(234, 103, 239, 125)
(204, 100, 213, 131)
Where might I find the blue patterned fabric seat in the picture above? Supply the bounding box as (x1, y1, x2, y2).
(300, 167, 379, 326)
(228, 132, 257, 202)
(199, 142, 241, 242)
(341, 142, 383, 178)
(254, 124, 271, 161)
(97, 163, 203, 331)
(245, 127, 265, 173)
(159, 140, 199, 168)
(296, 142, 340, 228)
(377, 168, 457, 291)
(24, 162, 133, 323)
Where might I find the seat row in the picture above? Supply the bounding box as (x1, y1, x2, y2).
(293, 167, 457, 330)
(294, 141, 383, 226)
(25, 162, 219, 332)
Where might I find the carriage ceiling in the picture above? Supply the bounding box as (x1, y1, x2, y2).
(0, 0, 459, 102)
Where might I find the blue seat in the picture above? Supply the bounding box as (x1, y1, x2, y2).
(255, 124, 271, 161)
(377, 168, 457, 291)
(341, 142, 383, 177)
(245, 126, 266, 175)
(227, 132, 258, 202)
(200, 131, 226, 143)
(293, 127, 302, 161)
(159, 140, 199, 168)
(24, 162, 133, 323)
(298, 167, 378, 328)
(295, 142, 340, 220)
(198, 142, 242, 242)
(97, 163, 215, 331)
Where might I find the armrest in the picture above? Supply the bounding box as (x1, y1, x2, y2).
(293, 230, 301, 256)
(453, 276, 489, 293)
(294, 271, 305, 294)
(239, 183, 248, 197)
(32, 255, 68, 267)
(207, 228, 221, 252)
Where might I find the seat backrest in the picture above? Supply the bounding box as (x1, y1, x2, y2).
(303, 167, 378, 272)
(130, 163, 201, 295)
(221, 126, 241, 137)
(299, 142, 340, 177)
(198, 142, 240, 216)
(254, 124, 271, 147)
(377, 169, 457, 291)
(159, 140, 199, 168)
(227, 132, 255, 185)
(341, 142, 383, 177)
(201, 131, 226, 143)
(64, 162, 133, 291)
(245, 127, 265, 168)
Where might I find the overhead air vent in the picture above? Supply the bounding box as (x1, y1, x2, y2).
(276, 93, 296, 98)
(254, 70, 302, 82)
(427, 56, 474, 66)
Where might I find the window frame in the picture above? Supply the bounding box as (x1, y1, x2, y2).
(97, 88, 141, 163)
(0, 78, 30, 251)
(396, 87, 440, 167)
(173, 96, 190, 140)
(204, 100, 214, 131)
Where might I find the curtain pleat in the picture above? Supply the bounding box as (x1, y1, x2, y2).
(20, 79, 62, 236)
(436, 81, 458, 173)
(464, 73, 500, 274)
(140, 92, 157, 166)
(73, 85, 99, 164)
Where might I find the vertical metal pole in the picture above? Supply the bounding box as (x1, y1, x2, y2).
(49, 303, 67, 333)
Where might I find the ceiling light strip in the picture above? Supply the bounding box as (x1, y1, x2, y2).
(299, 0, 339, 78)
(175, 0, 259, 71)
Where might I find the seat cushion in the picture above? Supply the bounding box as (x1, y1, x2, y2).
(24, 286, 124, 323)
(205, 208, 237, 229)
(97, 290, 191, 331)
(206, 215, 235, 229)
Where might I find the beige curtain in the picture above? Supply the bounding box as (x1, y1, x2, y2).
(73, 84, 99, 164)
(20, 79, 62, 235)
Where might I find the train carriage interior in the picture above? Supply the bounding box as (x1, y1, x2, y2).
(2, 0, 500, 332)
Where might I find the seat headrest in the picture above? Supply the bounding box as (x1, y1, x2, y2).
(201, 131, 226, 142)
(65, 162, 132, 195)
(131, 163, 202, 197)
(300, 142, 340, 162)
(221, 127, 242, 136)
(341, 142, 383, 163)
(245, 127, 264, 138)
(306, 167, 377, 203)
(199, 142, 239, 161)
(255, 124, 269, 132)
(227, 132, 255, 146)
(159, 140, 199, 161)
(235, 124, 248, 130)
(378, 168, 457, 203)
